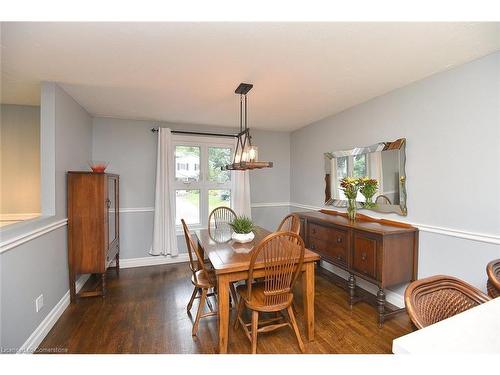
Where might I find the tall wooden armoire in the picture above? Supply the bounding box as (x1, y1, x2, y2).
(67, 172, 120, 302)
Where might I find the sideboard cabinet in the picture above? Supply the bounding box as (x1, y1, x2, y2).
(297, 210, 418, 326)
(67, 172, 120, 302)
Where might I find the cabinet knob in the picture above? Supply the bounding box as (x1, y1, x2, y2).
(361, 252, 367, 261)
(310, 244, 316, 250)
(311, 229, 316, 234)
(336, 237, 342, 243)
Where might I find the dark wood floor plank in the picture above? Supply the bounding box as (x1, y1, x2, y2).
(38, 263, 413, 354)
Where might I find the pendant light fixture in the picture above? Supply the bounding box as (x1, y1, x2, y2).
(223, 83, 273, 171)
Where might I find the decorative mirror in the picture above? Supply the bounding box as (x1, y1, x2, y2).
(324, 138, 407, 216)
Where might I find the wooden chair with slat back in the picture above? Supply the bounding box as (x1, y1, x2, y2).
(486, 259, 500, 298)
(405, 275, 491, 329)
(208, 206, 239, 305)
(234, 231, 306, 354)
(208, 206, 237, 237)
(277, 213, 301, 235)
(181, 219, 218, 336)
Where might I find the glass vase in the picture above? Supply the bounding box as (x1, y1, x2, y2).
(364, 194, 375, 209)
(347, 198, 357, 222)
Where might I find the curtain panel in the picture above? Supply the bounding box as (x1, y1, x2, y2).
(151, 128, 178, 256)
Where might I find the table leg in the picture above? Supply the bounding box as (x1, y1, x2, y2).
(218, 274, 230, 354)
(302, 262, 315, 341)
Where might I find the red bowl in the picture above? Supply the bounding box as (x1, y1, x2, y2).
(88, 161, 108, 173)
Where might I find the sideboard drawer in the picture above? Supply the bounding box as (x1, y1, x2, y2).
(352, 235, 377, 279)
(309, 236, 347, 267)
(309, 222, 347, 247)
(308, 222, 329, 241)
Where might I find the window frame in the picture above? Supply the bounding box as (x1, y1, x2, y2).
(335, 154, 370, 200)
(172, 135, 234, 232)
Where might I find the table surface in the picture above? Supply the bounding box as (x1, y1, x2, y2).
(195, 226, 320, 275)
(392, 297, 500, 354)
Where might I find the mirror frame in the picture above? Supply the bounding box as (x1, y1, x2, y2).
(324, 138, 407, 216)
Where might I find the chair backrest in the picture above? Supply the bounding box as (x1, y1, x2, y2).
(247, 232, 305, 307)
(208, 206, 237, 236)
(181, 219, 207, 284)
(405, 275, 491, 329)
(486, 259, 500, 298)
(277, 214, 301, 235)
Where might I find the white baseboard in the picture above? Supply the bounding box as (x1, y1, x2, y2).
(17, 274, 90, 354)
(112, 253, 190, 269)
(319, 261, 405, 308)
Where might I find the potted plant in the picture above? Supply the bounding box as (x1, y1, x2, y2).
(360, 177, 378, 208)
(340, 177, 362, 222)
(229, 216, 255, 243)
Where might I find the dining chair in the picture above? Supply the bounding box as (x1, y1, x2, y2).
(405, 275, 491, 329)
(208, 206, 239, 306)
(277, 213, 301, 235)
(486, 259, 500, 298)
(208, 206, 237, 237)
(234, 231, 305, 354)
(181, 219, 218, 336)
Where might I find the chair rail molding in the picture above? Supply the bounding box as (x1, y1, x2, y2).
(0, 218, 68, 254)
(289, 202, 500, 245)
(118, 202, 499, 245)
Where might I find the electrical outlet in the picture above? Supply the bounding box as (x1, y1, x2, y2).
(35, 294, 44, 312)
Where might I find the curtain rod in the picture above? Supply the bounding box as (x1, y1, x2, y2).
(151, 128, 237, 138)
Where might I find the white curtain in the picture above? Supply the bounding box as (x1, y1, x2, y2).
(330, 158, 339, 199)
(369, 151, 384, 194)
(232, 170, 252, 218)
(151, 128, 178, 256)
(231, 137, 252, 217)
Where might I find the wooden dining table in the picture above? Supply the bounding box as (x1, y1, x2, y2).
(194, 226, 320, 354)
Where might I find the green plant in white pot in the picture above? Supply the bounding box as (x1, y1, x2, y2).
(229, 216, 255, 243)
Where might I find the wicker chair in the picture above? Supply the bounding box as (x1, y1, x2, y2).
(405, 275, 491, 329)
(234, 232, 305, 354)
(277, 213, 301, 235)
(486, 259, 500, 298)
(181, 219, 218, 336)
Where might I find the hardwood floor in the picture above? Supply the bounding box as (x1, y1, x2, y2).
(38, 262, 413, 354)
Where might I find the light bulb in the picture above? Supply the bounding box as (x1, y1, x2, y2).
(248, 146, 258, 162)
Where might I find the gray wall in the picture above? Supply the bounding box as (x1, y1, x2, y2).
(0, 104, 41, 215)
(290, 52, 500, 295)
(92, 118, 291, 259)
(0, 83, 92, 349)
(248, 129, 291, 204)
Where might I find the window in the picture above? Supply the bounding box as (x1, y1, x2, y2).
(336, 154, 369, 200)
(173, 136, 233, 228)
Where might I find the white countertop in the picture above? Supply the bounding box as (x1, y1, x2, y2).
(393, 297, 500, 354)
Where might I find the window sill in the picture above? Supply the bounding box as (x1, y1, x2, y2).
(175, 224, 204, 236)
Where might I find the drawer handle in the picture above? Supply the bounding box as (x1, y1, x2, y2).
(361, 252, 367, 261)
(336, 237, 342, 243)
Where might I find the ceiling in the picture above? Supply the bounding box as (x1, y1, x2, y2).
(1, 22, 499, 131)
